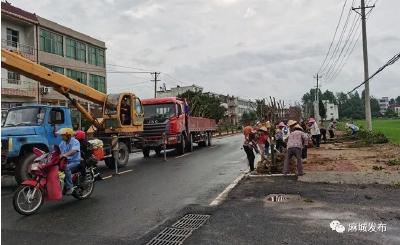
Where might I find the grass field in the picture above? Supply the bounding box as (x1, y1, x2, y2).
(355, 119, 400, 144)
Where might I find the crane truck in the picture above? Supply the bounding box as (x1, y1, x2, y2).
(1, 48, 144, 183)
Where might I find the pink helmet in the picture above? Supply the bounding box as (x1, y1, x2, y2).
(75, 130, 86, 140)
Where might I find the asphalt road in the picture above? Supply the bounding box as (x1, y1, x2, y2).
(1, 134, 247, 245)
(186, 177, 400, 245)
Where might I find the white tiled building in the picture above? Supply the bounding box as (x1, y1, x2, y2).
(323, 100, 339, 120)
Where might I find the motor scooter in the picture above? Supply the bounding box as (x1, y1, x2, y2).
(13, 146, 96, 215)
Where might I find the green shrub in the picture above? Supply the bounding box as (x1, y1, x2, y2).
(352, 130, 389, 145)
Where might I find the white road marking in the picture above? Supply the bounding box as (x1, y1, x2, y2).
(209, 172, 246, 206)
(102, 175, 112, 180)
(118, 169, 133, 174)
(175, 153, 192, 159)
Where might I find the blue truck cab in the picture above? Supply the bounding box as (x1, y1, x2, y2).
(1, 105, 72, 183)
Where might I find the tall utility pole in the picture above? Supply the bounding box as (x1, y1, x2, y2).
(313, 74, 322, 122)
(151, 72, 160, 98)
(353, 0, 375, 130)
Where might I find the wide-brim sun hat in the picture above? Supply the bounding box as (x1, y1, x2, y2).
(278, 122, 286, 127)
(294, 124, 303, 130)
(287, 120, 297, 127)
(258, 126, 269, 132)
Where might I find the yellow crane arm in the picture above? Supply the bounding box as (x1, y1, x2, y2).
(1, 48, 107, 105)
(1, 48, 105, 128)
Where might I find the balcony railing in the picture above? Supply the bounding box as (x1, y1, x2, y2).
(1, 78, 37, 98)
(1, 39, 36, 62)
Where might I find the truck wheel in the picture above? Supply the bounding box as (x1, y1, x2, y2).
(186, 134, 193, 152)
(176, 134, 185, 155)
(104, 142, 129, 169)
(207, 132, 212, 146)
(143, 148, 150, 158)
(15, 153, 37, 184)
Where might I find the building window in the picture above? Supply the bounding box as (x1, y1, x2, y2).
(41, 63, 64, 74)
(6, 28, 19, 47)
(66, 38, 86, 62)
(39, 29, 63, 56)
(88, 45, 105, 67)
(7, 71, 20, 84)
(89, 74, 106, 92)
(66, 69, 87, 84)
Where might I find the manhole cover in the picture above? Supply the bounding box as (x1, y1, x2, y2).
(265, 194, 301, 203)
(172, 214, 210, 230)
(146, 228, 192, 245)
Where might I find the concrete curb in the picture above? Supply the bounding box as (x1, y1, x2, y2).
(209, 172, 246, 206)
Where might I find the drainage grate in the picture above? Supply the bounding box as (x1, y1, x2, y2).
(147, 214, 210, 245)
(172, 214, 210, 230)
(265, 194, 301, 203)
(146, 228, 192, 245)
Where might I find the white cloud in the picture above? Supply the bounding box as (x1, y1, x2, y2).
(9, 0, 400, 101)
(243, 7, 256, 19)
(123, 3, 163, 19)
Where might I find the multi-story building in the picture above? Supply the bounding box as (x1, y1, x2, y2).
(378, 97, 390, 115)
(1, 1, 38, 109)
(322, 100, 339, 120)
(223, 95, 256, 124)
(1, 2, 106, 111)
(156, 84, 203, 98)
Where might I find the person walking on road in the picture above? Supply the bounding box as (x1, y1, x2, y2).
(283, 123, 308, 176)
(243, 127, 259, 172)
(309, 118, 321, 148)
(257, 126, 269, 160)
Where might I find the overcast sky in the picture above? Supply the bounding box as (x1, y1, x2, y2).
(11, 0, 400, 103)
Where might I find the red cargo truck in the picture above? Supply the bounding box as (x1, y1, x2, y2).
(140, 97, 216, 157)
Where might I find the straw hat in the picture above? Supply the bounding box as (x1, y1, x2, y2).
(258, 126, 269, 132)
(264, 121, 271, 128)
(278, 122, 286, 127)
(287, 120, 297, 127)
(294, 124, 303, 131)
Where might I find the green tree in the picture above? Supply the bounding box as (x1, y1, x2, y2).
(178, 90, 226, 122)
(389, 98, 396, 105)
(321, 90, 337, 104)
(370, 97, 381, 117)
(395, 96, 400, 105)
(385, 108, 397, 118)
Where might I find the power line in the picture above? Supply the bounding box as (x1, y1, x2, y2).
(347, 52, 400, 94)
(106, 63, 155, 72)
(323, 0, 377, 83)
(317, 0, 349, 74)
(321, 0, 355, 76)
(324, 11, 360, 81)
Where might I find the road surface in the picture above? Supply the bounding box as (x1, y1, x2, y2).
(1, 134, 246, 245)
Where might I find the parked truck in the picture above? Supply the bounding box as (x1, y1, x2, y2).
(140, 97, 216, 157)
(1, 48, 145, 183)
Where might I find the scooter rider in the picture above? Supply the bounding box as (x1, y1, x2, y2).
(58, 128, 81, 195)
